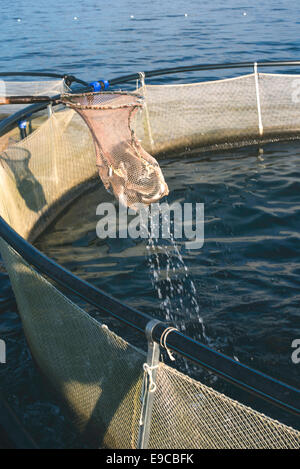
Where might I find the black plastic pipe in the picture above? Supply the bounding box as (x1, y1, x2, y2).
(108, 60, 300, 86)
(152, 322, 300, 417)
(0, 72, 89, 88)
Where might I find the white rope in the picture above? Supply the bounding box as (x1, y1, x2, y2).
(254, 62, 264, 136)
(138, 361, 159, 427)
(143, 363, 159, 393)
(138, 71, 146, 89)
(160, 327, 178, 362)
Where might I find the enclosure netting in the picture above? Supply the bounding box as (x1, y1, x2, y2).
(0, 72, 300, 448)
(0, 79, 69, 117)
(136, 73, 300, 154)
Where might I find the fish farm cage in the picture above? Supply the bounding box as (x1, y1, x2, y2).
(0, 61, 300, 449)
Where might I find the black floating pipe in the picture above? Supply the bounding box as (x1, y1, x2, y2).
(152, 323, 300, 417)
(0, 216, 299, 418)
(0, 72, 70, 78)
(108, 60, 300, 86)
(0, 71, 89, 88)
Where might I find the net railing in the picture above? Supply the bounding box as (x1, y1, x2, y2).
(0, 71, 299, 448)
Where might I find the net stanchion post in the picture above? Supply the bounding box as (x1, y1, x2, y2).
(137, 319, 162, 449)
(28, 114, 33, 134)
(138, 71, 154, 150)
(254, 62, 264, 136)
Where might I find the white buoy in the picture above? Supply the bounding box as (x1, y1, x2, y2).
(184, 13, 188, 17)
(74, 16, 78, 20)
(243, 12, 247, 16)
(17, 18, 21, 22)
(130, 15, 134, 19)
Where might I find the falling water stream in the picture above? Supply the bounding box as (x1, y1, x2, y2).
(146, 217, 209, 343)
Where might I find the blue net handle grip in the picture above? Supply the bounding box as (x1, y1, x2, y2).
(90, 80, 109, 92)
(18, 120, 27, 129)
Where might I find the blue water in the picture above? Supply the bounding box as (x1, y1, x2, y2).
(0, 0, 300, 448)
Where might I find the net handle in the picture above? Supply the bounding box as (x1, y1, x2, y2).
(0, 91, 144, 109)
(0, 96, 54, 105)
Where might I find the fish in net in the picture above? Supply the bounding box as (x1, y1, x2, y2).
(61, 91, 169, 209)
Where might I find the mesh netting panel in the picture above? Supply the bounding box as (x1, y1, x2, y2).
(0, 79, 69, 117)
(0, 108, 96, 241)
(62, 92, 169, 209)
(258, 73, 300, 133)
(0, 237, 145, 448)
(149, 363, 300, 449)
(136, 73, 300, 154)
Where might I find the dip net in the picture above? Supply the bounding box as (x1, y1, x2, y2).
(61, 91, 169, 209)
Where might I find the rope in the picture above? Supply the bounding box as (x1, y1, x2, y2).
(139, 363, 159, 426)
(138, 72, 146, 89)
(160, 327, 178, 362)
(143, 363, 159, 393)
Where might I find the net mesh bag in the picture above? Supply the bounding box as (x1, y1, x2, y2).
(61, 91, 169, 209)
